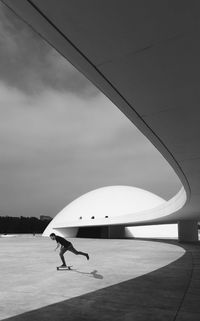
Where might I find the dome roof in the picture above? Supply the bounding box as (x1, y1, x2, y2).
(59, 185, 165, 219)
(43, 186, 166, 236)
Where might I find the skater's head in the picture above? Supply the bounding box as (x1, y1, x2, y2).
(50, 233, 56, 240)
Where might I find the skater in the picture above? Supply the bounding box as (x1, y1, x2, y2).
(50, 233, 89, 268)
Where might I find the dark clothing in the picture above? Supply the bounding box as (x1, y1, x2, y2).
(55, 235, 71, 248)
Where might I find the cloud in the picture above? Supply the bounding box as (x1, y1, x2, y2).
(0, 4, 181, 218)
(0, 3, 98, 97)
(0, 82, 181, 217)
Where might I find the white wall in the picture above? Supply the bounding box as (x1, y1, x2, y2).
(125, 224, 178, 239)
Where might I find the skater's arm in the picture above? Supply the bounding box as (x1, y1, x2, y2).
(54, 242, 60, 251)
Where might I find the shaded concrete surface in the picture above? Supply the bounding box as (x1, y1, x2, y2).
(0, 237, 199, 321)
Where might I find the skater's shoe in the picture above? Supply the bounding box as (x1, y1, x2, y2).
(59, 264, 67, 268)
(86, 253, 89, 260)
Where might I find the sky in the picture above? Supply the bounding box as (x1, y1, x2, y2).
(0, 3, 181, 218)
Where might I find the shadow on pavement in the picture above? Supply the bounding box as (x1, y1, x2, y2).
(2, 241, 200, 321)
(57, 268, 104, 279)
(76, 269, 103, 279)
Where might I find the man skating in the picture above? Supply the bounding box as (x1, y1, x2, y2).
(50, 233, 89, 268)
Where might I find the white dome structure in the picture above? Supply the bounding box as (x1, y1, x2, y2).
(43, 186, 166, 237)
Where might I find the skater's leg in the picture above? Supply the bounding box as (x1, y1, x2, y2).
(59, 246, 67, 266)
(68, 244, 89, 260)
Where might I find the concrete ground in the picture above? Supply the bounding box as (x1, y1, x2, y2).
(0, 236, 200, 321)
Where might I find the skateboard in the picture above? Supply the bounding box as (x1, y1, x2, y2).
(56, 265, 72, 271)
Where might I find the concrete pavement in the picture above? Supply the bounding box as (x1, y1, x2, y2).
(0, 236, 200, 320)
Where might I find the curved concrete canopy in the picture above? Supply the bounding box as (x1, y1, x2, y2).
(3, 0, 200, 224)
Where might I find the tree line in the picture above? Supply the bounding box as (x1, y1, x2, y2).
(0, 216, 52, 234)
